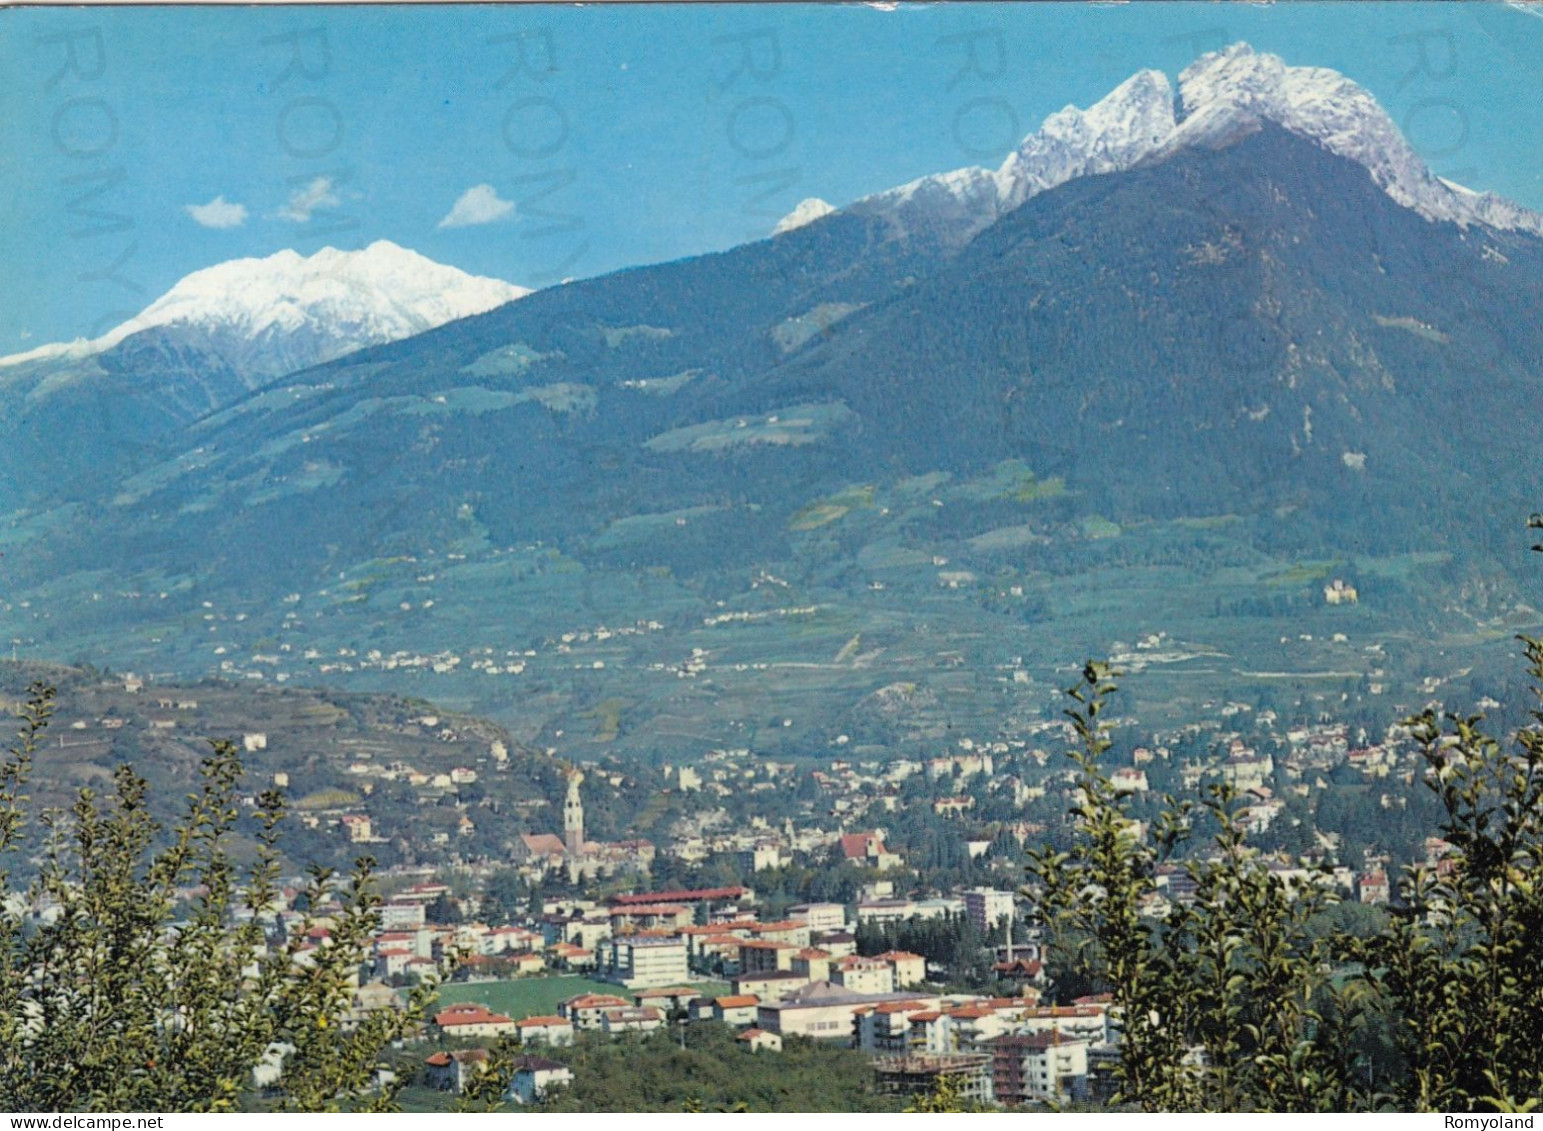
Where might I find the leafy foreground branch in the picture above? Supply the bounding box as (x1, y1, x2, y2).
(0, 684, 442, 1112)
(1030, 638, 1543, 1112)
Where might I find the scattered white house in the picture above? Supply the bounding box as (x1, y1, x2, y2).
(506, 1055, 574, 1105)
(737, 1027, 783, 1053)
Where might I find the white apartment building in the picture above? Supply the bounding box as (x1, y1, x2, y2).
(790, 902, 847, 932)
(962, 888, 1015, 934)
(606, 936, 689, 989)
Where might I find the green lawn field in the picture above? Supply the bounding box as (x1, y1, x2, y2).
(434, 974, 731, 1019)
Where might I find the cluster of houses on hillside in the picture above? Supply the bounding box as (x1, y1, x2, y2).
(272, 674, 1441, 914)
(192, 571, 669, 685)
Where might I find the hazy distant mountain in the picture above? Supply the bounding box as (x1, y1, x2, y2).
(0, 242, 527, 505)
(2, 240, 529, 378)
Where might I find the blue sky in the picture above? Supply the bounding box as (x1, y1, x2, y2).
(1, 2, 1539, 347)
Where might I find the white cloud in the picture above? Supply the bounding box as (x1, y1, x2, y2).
(185, 194, 249, 229)
(438, 184, 516, 229)
(278, 176, 341, 223)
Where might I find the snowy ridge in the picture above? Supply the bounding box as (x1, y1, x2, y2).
(1, 240, 530, 371)
(847, 43, 1543, 243)
(1166, 44, 1543, 235)
(996, 68, 1177, 211)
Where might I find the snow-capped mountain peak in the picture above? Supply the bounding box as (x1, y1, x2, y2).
(845, 65, 1176, 243)
(772, 198, 837, 236)
(1168, 43, 1541, 233)
(1, 240, 531, 376)
(995, 67, 1176, 211)
(843, 43, 1543, 245)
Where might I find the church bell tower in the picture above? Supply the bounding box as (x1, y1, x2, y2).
(563, 770, 585, 855)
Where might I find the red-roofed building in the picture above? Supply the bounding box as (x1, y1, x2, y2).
(1110, 767, 1150, 794)
(850, 996, 948, 1051)
(559, 993, 631, 1030)
(839, 832, 901, 870)
(405, 956, 438, 979)
(681, 921, 756, 967)
(877, 950, 926, 989)
(993, 957, 1045, 986)
(549, 942, 597, 971)
(608, 903, 692, 930)
(484, 925, 543, 954)
(377, 929, 430, 955)
(518, 833, 567, 859)
(832, 955, 894, 994)
(791, 947, 833, 981)
(399, 881, 451, 904)
(504, 951, 546, 975)
(602, 1006, 664, 1034)
(855, 1000, 934, 1052)
(373, 946, 415, 979)
(433, 1003, 516, 1039)
(634, 987, 702, 1014)
(340, 814, 372, 843)
(907, 1010, 950, 1054)
(690, 933, 746, 971)
(764, 981, 940, 1040)
(749, 920, 812, 947)
(424, 1048, 488, 1093)
(1357, 870, 1391, 905)
(681, 921, 756, 937)
(516, 1015, 575, 1046)
(607, 886, 750, 909)
(713, 995, 761, 1025)
(941, 1004, 1012, 1048)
